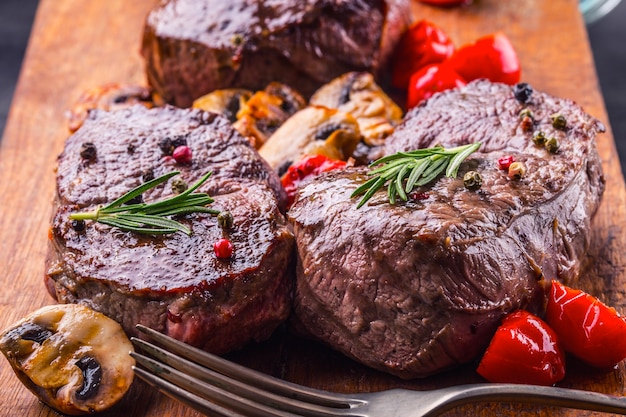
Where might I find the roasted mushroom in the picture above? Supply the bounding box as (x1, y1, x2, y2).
(259, 105, 361, 172)
(192, 88, 253, 123)
(193, 82, 306, 149)
(310, 72, 403, 164)
(67, 83, 163, 132)
(0, 304, 135, 415)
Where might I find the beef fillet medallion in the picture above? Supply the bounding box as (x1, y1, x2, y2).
(288, 80, 606, 379)
(141, 0, 411, 107)
(45, 105, 294, 354)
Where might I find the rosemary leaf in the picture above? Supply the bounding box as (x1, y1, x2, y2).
(352, 142, 481, 208)
(69, 171, 218, 235)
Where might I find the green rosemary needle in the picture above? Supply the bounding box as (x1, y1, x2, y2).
(69, 171, 220, 235)
(351, 142, 481, 208)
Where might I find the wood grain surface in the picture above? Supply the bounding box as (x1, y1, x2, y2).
(1, 0, 625, 415)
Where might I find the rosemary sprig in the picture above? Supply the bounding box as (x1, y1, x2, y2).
(351, 142, 481, 208)
(69, 171, 220, 235)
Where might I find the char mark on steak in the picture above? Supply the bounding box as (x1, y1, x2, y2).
(141, 0, 411, 107)
(46, 105, 295, 354)
(287, 80, 605, 379)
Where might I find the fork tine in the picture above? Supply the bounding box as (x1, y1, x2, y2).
(134, 324, 360, 409)
(132, 348, 294, 417)
(132, 366, 248, 417)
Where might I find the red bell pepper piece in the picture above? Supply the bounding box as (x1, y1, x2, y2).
(406, 63, 466, 109)
(390, 20, 455, 89)
(546, 281, 626, 368)
(477, 310, 566, 386)
(281, 154, 346, 208)
(448, 32, 521, 85)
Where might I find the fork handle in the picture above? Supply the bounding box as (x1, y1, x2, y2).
(430, 383, 626, 415)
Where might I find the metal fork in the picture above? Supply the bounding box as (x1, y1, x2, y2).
(130, 324, 626, 417)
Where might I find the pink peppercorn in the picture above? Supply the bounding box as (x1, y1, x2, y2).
(172, 145, 192, 164)
(213, 238, 234, 259)
(497, 155, 515, 170)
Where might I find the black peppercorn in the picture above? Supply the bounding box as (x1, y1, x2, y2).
(513, 83, 533, 103)
(79, 142, 97, 160)
(71, 219, 85, 232)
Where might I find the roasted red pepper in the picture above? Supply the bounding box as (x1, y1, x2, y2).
(390, 20, 455, 89)
(406, 63, 466, 109)
(448, 32, 521, 85)
(477, 310, 566, 386)
(546, 281, 626, 368)
(281, 154, 346, 208)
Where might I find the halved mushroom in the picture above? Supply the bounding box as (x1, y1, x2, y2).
(67, 83, 163, 132)
(193, 82, 306, 149)
(259, 106, 361, 172)
(309, 72, 403, 147)
(192, 88, 253, 123)
(0, 304, 135, 415)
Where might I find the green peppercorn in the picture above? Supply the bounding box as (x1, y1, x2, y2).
(463, 171, 482, 190)
(171, 178, 188, 194)
(519, 108, 534, 120)
(508, 161, 527, 179)
(550, 113, 567, 130)
(533, 131, 547, 146)
(217, 211, 234, 230)
(545, 137, 560, 153)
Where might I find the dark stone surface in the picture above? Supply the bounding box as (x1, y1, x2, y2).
(1, 0, 625, 177)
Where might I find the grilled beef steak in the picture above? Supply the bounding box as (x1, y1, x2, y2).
(141, 0, 411, 107)
(45, 105, 294, 354)
(288, 80, 606, 378)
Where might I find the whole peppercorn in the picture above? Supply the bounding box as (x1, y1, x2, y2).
(545, 137, 560, 153)
(550, 113, 567, 130)
(217, 211, 234, 230)
(533, 131, 547, 146)
(513, 83, 533, 103)
(79, 142, 97, 160)
(508, 161, 527, 179)
(463, 171, 483, 190)
(171, 178, 188, 194)
(213, 238, 234, 259)
(172, 145, 193, 165)
(498, 155, 515, 170)
(518, 109, 534, 132)
(71, 219, 85, 232)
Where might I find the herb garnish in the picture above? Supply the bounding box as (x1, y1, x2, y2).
(69, 171, 219, 235)
(351, 142, 481, 208)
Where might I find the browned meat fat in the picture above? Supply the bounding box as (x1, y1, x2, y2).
(46, 105, 294, 354)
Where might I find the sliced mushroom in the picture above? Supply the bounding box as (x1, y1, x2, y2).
(192, 88, 253, 123)
(67, 83, 163, 132)
(259, 106, 361, 171)
(0, 304, 135, 415)
(310, 72, 403, 147)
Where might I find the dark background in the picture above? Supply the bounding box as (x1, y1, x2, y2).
(1, 0, 625, 176)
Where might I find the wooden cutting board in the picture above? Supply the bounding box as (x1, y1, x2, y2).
(1, 0, 625, 415)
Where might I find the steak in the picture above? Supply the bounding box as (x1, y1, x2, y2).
(45, 105, 294, 354)
(287, 80, 606, 378)
(141, 0, 411, 107)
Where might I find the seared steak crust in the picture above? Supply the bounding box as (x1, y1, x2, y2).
(141, 0, 411, 107)
(46, 105, 294, 354)
(288, 81, 605, 378)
